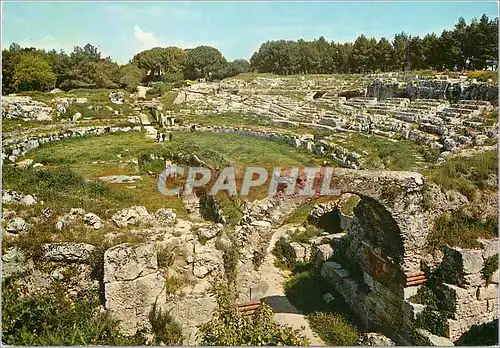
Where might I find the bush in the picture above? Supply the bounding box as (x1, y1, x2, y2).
(272, 237, 297, 270)
(308, 312, 359, 346)
(197, 284, 310, 346)
(2, 278, 141, 345)
(148, 303, 183, 345)
(482, 254, 499, 285)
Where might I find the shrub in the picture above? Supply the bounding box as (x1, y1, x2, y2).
(2, 278, 141, 345)
(148, 303, 183, 345)
(308, 312, 359, 346)
(197, 284, 310, 346)
(427, 210, 498, 250)
(272, 237, 297, 270)
(482, 254, 499, 285)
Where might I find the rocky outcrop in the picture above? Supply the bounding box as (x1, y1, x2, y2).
(2, 190, 37, 206)
(109, 91, 125, 105)
(111, 206, 153, 227)
(43, 242, 96, 263)
(103, 243, 166, 336)
(2, 96, 53, 121)
(358, 332, 396, 346)
(6, 217, 27, 233)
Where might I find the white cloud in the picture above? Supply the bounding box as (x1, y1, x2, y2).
(133, 25, 159, 51)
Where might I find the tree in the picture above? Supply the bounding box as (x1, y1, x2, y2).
(197, 284, 310, 346)
(118, 63, 146, 92)
(375, 38, 393, 72)
(184, 45, 226, 80)
(392, 32, 409, 71)
(12, 53, 56, 91)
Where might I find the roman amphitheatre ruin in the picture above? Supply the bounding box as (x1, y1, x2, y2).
(2, 71, 499, 346)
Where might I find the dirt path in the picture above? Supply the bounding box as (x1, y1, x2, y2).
(257, 226, 326, 346)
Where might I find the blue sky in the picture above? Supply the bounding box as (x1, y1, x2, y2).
(2, 1, 498, 63)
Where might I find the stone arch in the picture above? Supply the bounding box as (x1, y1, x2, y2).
(294, 168, 427, 273)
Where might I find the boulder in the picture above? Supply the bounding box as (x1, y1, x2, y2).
(43, 242, 96, 263)
(312, 243, 335, 262)
(6, 217, 27, 233)
(112, 206, 152, 227)
(358, 332, 395, 346)
(72, 112, 82, 122)
(83, 213, 103, 230)
(109, 91, 125, 105)
(192, 243, 224, 279)
(154, 208, 177, 225)
(196, 224, 222, 240)
(289, 242, 310, 262)
(55, 208, 86, 230)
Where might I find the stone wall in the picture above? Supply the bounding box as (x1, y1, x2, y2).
(436, 244, 499, 341)
(2, 125, 142, 164)
(368, 79, 498, 105)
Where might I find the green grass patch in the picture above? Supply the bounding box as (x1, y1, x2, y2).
(424, 150, 498, 201)
(343, 134, 421, 170)
(427, 209, 498, 250)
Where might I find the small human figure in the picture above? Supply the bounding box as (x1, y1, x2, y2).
(156, 131, 161, 142)
(161, 133, 166, 142)
(169, 132, 173, 142)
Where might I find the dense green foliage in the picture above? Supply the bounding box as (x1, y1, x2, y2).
(272, 237, 297, 269)
(2, 278, 142, 346)
(197, 284, 310, 346)
(308, 312, 360, 346)
(3, 43, 250, 93)
(251, 15, 498, 74)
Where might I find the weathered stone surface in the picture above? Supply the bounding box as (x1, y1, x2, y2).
(55, 208, 86, 230)
(192, 243, 224, 279)
(6, 217, 27, 233)
(154, 208, 177, 225)
(103, 243, 157, 282)
(289, 242, 310, 262)
(112, 206, 152, 227)
(43, 242, 95, 262)
(358, 332, 396, 346)
(83, 213, 102, 230)
(251, 220, 272, 228)
(109, 91, 125, 105)
(196, 224, 221, 240)
(414, 329, 454, 346)
(2, 190, 38, 206)
(98, 175, 142, 183)
(312, 243, 334, 262)
(105, 272, 166, 335)
(477, 284, 499, 300)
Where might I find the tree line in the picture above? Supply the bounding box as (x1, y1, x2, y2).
(250, 14, 498, 74)
(2, 14, 497, 94)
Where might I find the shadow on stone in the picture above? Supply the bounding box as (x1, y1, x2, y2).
(262, 295, 301, 314)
